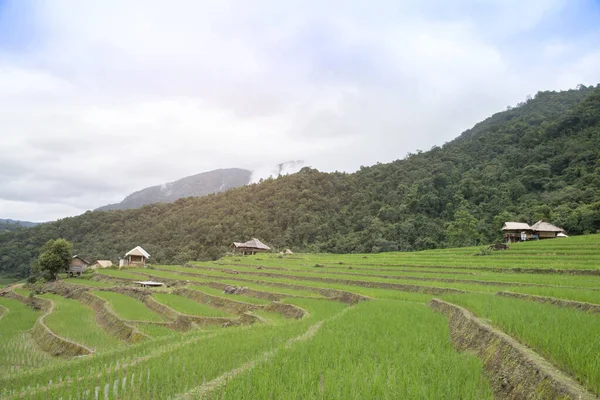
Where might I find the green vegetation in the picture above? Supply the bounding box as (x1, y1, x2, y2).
(186, 285, 271, 305)
(442, 293, 600, 394)
(93, 291, 166, 322)
(153, 293, 233, 317)
(40, 293, 122, 352)
(215, 300, 492, 399)
(63, 278, 114, 287)
(97, 269, 148, 280)
(0, 297, 56, 377)
(3, 236, 600, 398)
(135, 324, 179, 338)
(32, 239, 72, 281)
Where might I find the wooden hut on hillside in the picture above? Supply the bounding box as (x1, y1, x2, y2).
(69, 255, 90, 277)
(502, 220, 566, 242)
(502, 222, 533, 243)
(124, 246, 150, 266)
(531, 220, 566, 239)
(232, 238, 271, 255)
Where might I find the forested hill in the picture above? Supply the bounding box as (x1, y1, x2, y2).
(96, 168, 252, 211)
(0, 219, 39, 233)
(2, 84, 600, 277)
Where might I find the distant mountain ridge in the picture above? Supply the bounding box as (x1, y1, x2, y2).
(96, 168, 252, 211)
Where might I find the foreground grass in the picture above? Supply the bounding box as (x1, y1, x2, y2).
(25, 299, 347, 400)
(0, 298, 57, 377)
(214, 300, 492, 399)
(443, 293, 600, 395)
(39, 293, 123, 352)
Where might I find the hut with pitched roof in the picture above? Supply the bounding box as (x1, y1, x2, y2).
(90, 260, 113, 269)
(531, 220, 566, 239)
(232, 238, 271, 255)
(124, 246, 150, 266)
(69, 255, 90, 277)
(502, 222, 533, 243)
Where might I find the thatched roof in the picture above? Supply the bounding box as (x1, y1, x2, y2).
(125, 246, 150, 258)
(502, 222, 532, 231)
(93, 260, 113, 268)
(72, 255, 90, 265)
(232, 238, 271, 250)
(531, 220, 565, 233)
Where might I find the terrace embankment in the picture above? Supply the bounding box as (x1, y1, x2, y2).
(429, 298, 595, 400)
(108, 287, 234, 330)
(497, 291, 600, 313)
(42, 281, 149, 343)
(191, 266, 467, 295)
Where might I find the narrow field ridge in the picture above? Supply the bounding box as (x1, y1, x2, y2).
(497, 291, 600, 313)
(429, 298, 595, 400)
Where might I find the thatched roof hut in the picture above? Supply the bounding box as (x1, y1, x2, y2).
(502, 222, 533, 243)
(531, 220, 565, 238)
(232, 238, 271, 255)
(91, 260, 112, 269)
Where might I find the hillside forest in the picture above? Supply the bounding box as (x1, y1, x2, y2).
(1, 84, 600, 278)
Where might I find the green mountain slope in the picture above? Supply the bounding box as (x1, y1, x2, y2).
(1, 84, 599, 277)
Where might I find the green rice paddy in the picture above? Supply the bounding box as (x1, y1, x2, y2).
(3, 234, 600, 398)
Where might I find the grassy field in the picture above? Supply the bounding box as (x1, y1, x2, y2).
(153, 293, 233, 317)
(2, 235, 600, 399)
(39, 293, 123, 352)
(93, 291, 166, 322)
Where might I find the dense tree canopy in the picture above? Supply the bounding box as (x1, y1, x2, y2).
(1, 84, 600, 277)
(33, 239, 73, 281)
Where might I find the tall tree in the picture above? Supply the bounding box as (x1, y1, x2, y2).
(34, 239, 73, 281)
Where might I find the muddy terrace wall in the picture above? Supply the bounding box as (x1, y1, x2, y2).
(429, 298, 595, 400)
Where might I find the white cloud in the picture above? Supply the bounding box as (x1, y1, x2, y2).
(0, 0, 599, 220)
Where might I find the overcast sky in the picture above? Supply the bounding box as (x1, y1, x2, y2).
(1, 0, 599, 222)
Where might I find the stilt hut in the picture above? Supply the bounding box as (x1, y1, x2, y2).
(232, 238, 271, 255)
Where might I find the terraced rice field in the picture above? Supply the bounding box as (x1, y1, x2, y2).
(1, 234, 600, 399)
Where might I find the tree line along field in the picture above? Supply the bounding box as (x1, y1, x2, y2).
(1, 236, 600, 398)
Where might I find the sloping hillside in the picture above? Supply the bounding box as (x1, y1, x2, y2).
(1, 84, 599, 277)
(96, 168, 252, 211)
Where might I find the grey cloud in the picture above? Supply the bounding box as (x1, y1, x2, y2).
(0, 0, 599, 221)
